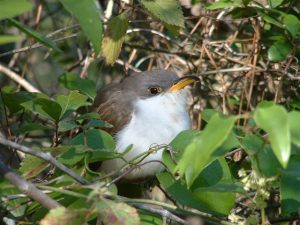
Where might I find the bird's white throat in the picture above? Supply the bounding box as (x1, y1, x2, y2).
(101, 90, 191, 179)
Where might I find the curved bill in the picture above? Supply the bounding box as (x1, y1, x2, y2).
(169, 75, 200, 92)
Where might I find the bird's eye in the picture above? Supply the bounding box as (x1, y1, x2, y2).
(148, 86, 162, 95)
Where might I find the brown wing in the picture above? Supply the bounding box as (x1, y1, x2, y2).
(92, 83, 133, 135)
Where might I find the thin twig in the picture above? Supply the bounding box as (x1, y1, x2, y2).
(130, 202, 188, 224)
(0, 64, 41, 92)
(0, 158, 61, 209)
(0, 136, 90, 185)
(0, 33, 78, 58)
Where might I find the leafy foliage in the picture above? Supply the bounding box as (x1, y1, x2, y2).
(1, 0, 300, 224)
(59, 0, 103, 55)
(102, 12, 129, 65)
(140, 0, 185, 28)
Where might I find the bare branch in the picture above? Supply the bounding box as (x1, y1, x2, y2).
(0, 136, 90, 185)
(0, 158, 61, 209)
(0, 64, 41, 92)
(130, 202, 188, 224)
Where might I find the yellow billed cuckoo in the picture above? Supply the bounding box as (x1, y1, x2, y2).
(93, 70, 199, 180)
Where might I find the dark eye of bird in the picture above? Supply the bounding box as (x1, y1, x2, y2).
(148, 86, 162, 95)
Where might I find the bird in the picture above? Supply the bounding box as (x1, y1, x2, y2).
(93, 70, 199, 180)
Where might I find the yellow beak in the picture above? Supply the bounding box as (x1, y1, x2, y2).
(169, 76, 200, 92)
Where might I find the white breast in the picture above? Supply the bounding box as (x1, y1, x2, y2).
(101, 90, 191, 179)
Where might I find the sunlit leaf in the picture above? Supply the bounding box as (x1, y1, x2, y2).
(102, 12, 128, 65)
(0, 35, 24, 45)
(56, 91, 91, 119)
(177, 113, 236, 187)
(283, 14, 300, 38)
(140, 0, 185, 28)
(0, 0, 33, 20)
(254, 102, 291, 168)
(40, 207, 87, 225)
(206, 0, 242, 9)
(269, 0, 284, 8)
(19, 155, 48, 179)
(95, 200, 140, 225)
(60, 0, 102, 55)
(268, 40, 292, 61)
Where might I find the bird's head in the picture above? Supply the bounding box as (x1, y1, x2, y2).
(121, 70, 199, 99)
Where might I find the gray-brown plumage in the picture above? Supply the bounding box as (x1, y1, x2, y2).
(93, 70, 179, 135)
(92, 70, 199, 179)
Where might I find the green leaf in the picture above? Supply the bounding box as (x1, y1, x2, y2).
(281, 155, 300, 215)
(170, 130, 199, 158)
(163, 130, 199, 172)
(283, 14, 300, 38)
(139, 211, 162, 225)
(268, 0, 284, 8)
(83, 119, 113, 129)
(0, 35, 23, 45)
(17, 122, 52, 134)
(70, 129, 115, 150)
(87, 149, 120, 162)
(40, 207, 87, 225)
(60, 0, 103, 55)
(268, 40, 292, 62)
(0, 0, 33, 20)
(177, 113, 237, 187)
(288, 111, 300, 146)
(19, 155, 49, 179)
(259, 12, 283, 28)
(257, 144, 281, 177)
(9, 19, 61, 52)
(191, 159, 236, 215)
(205, 0, 242, 9)
(158, 160, 236, 215)
(254, 102, 291, 168)
(95, 200, 140, 225)
(21, 97, 62, 122)
(201, 109, 218, 122)
(140, 0, 185, 28)
(102, 12, 128, 65)
(59, 146, 85, 166)
(58, 73, 96, 100)
(157, 172, 215, 214)
(242, 134, 264, 155)
(56, 91, 91, 119)
(58, 120, 78, 132)
(75, 112, 101, 121)
(212, 132, 240, 156)
(2, 91, 36, 113)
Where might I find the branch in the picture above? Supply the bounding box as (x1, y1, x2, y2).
(0, 158, 61, 209)
(0, 33, 78, 58)
(130, 202, 188, 224)
(0, 64, 41, 92)
(0, 136, 90, 185)
(114, 196, 234, 225)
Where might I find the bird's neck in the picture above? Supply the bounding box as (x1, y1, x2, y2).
(116, 90, 191, 151)
(103, 90, 191, 179)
